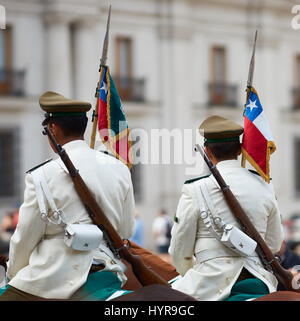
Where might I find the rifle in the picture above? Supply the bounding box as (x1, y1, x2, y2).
(194, 144, 300, 292)
(43, 126, 170, 287)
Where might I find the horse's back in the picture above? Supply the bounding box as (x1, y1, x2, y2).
(113, 284, 196, 301)
(254, 291, 300, 301)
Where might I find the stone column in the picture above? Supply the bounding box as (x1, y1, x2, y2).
(44, 14, 72, 98)
(157, 1, 194, 213)
(72, 18, 98, 102)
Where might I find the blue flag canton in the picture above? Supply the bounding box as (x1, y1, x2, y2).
(244, 90, 263, 122)
(99, 66, 108, 103)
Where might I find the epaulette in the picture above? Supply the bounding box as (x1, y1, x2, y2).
(248, 169, 260, 176)
(248, 169, 272, 181)
(26, 159, 52, 174)
(184, 174, 211, 184)
(99, 150, 115, 158)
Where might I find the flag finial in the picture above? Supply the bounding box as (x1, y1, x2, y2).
(247, 30, 258, 88)
(101, 5, 111, 67)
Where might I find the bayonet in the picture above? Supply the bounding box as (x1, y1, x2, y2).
(247, 30, 258, 88)
(100, 5, 111, 68)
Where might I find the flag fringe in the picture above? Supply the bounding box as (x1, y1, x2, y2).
(241, 140, 276, 184)
(103, 128, 133, 169)
(99, 66, 133, 169)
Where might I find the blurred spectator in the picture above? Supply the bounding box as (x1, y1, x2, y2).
(12, 209, 19, 230)
(287, 240, 300, 256)
(277, 240, 300, 290)
(284, 214, 300, 256)
(130, 209, 144, 247)
(0, 210, 17, 256)
(0, 212, 15, 234)
(289, 214, 300, 242)
(152, 209, 173, 263)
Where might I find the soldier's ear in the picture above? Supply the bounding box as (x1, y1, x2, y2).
(205, 145, 212, 158)
(204, 145, 212, 157)
(49, 122, 60, 136)
(205, 146, 218, 165)
(50, 122, 57, 131)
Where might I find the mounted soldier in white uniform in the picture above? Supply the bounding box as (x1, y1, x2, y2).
(0, 91, 135, 300)
(169, 115, 284, 301)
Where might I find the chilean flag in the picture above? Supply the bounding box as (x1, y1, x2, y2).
(98, 66, 133, 168)
(241, 87, 276, 183)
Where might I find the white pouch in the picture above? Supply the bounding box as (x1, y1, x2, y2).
(220, 224, 257, 256)
(64, 224, 103, 251)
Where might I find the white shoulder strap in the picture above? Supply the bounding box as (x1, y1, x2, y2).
(31, 167, 66, 226)
(194, 179, 258, 257)
(31, 168, 48, 219)
(193, 180, 224, 240)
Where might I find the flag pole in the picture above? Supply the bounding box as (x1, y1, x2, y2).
(90, 5, 111, 149)
(242, 30, 258, 167)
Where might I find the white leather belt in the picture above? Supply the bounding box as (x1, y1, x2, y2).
(195, 248, 261, 265)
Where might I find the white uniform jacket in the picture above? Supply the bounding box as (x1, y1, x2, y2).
(7, 140, 135, 299)
(169, 160, 284, 301)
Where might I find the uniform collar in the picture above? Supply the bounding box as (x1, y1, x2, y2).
(216, 159, 240, 170)
(62, 139, 89, 152)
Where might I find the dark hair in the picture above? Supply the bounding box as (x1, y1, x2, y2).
(204, 140, 241, 161)
(48, 115, 88, 137)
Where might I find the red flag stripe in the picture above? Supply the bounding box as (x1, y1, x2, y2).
(243, 116, 267, 174)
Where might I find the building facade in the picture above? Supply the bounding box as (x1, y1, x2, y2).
(0, 0, 299, 249)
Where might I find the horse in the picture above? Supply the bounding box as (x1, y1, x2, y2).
(0, 244, 300, 301)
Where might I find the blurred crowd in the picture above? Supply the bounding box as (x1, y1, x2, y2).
(130, 208, 173, 264)
(283, 214, 300, 256)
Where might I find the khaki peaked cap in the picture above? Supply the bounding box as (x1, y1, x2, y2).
(199, 115, 244, 143)
(39, 91, 91, 114)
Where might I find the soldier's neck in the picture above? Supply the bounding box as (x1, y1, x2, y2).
(59, 136, 84, 147)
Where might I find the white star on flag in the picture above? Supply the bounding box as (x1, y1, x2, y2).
(247, 99, 258, 112)
(100, 81, 108, 94)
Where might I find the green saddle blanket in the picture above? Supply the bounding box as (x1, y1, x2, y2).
(0, 285, 7, 296)
(225, 278, 269, 301)
(71, 270, 131, 301)
(0, 271, 131, 301)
